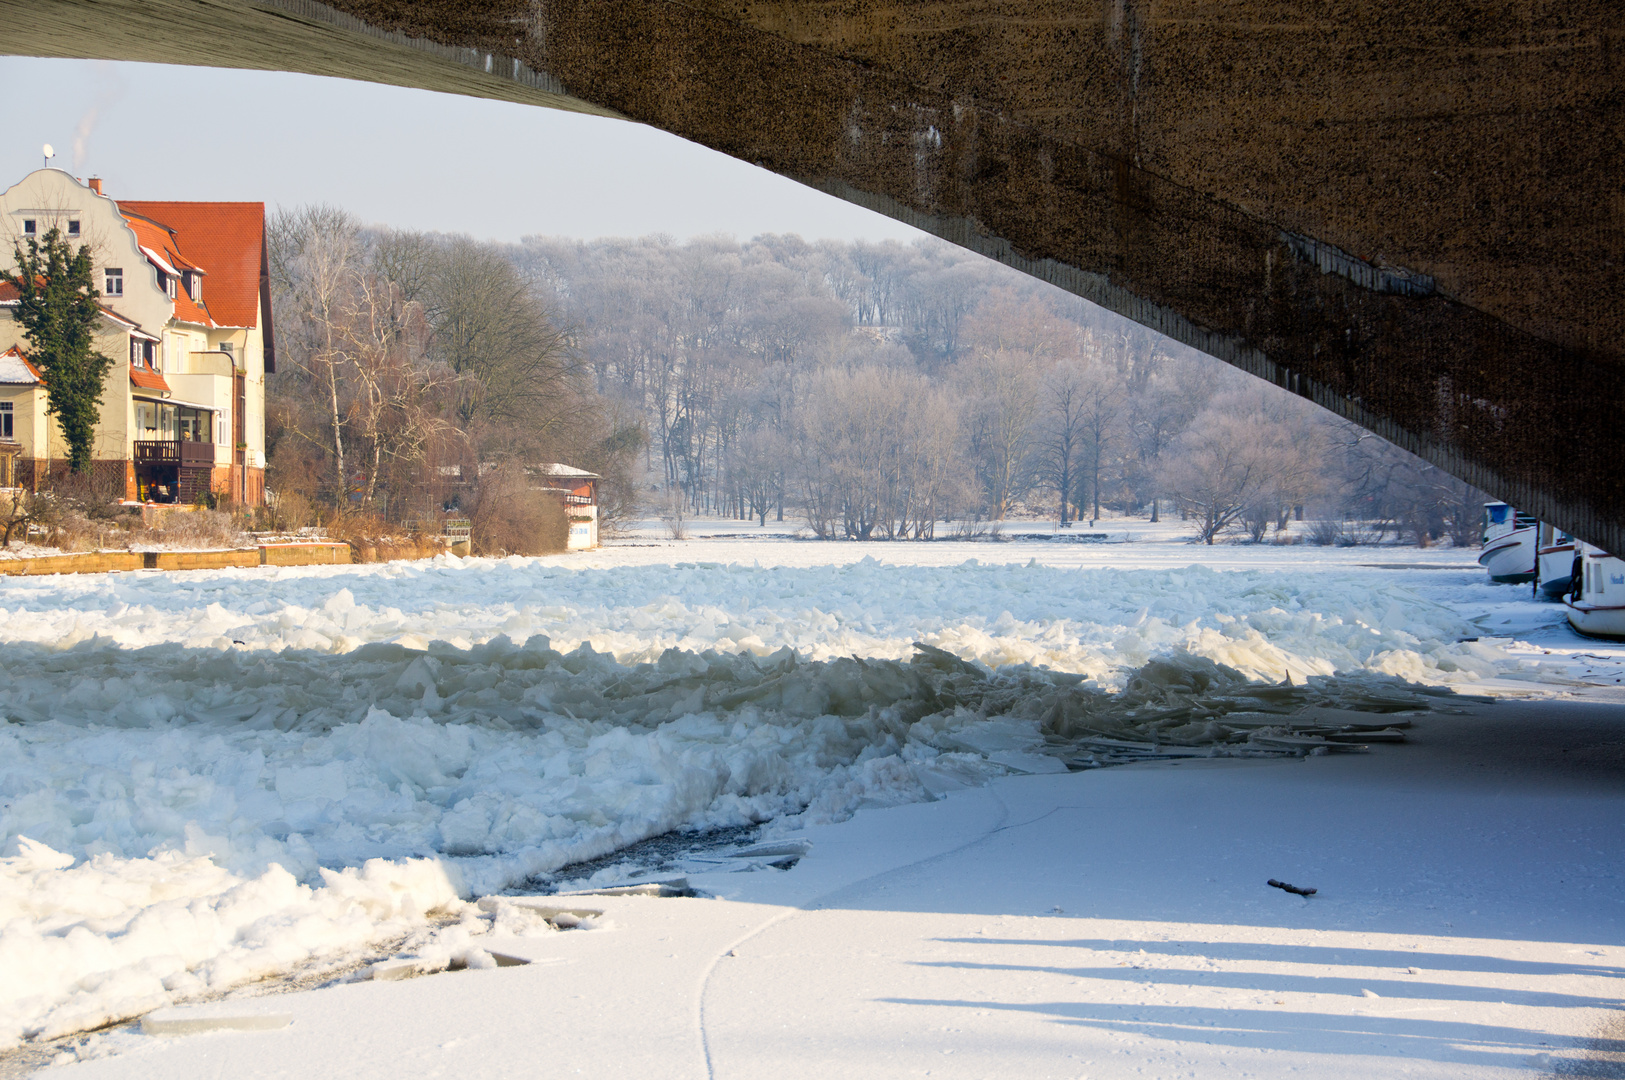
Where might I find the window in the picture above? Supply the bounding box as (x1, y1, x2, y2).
(179, 407, 212, 443)
(185, 272, 200, 302)
(21, 220, 34, 236)
(105, 268, 123, 296)
(159, 272, 175, 299)
(0, 402, 12, 441)
(66, 220, 79, 237)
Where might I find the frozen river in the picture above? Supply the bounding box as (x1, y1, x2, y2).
(3, 520, 1620, 1051)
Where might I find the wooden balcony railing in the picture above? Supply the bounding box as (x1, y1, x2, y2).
(134, 439, 215, 467)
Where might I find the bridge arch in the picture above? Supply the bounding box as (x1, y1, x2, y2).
(10, 0, 1620, 547)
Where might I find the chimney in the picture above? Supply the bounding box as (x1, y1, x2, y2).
(88, 177, 103, 195)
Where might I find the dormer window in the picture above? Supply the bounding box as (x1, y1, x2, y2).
(183, 272, 201, 302)
(104, 268, 123, 296)
(160, 272, 175, 299)
(67, 221, 80, 237)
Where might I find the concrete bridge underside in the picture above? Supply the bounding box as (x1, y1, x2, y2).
(9, 1, 1623, 549)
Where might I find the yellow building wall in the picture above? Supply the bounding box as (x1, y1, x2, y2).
(0, 170, 269, 503)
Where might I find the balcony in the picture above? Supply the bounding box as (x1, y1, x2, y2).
(135, 439, 215, 467)
(185, 350, 237, 377)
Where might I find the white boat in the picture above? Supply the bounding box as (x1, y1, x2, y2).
(1477, 502, 1537, 584)
(1564, 543, 1625, 639)
(1534, 521, 1578, 599)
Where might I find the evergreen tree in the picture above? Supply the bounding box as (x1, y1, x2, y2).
(4, 229, 113, 474)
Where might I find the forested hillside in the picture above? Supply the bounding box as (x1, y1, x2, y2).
(267, 215, 1484, 546)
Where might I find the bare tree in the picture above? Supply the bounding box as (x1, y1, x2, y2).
(337, 267, 453, 512)
(1037, 359, 1087, 525)
(1074, 358, 1126, 525)
(1160, 388, 1331, 544)
(427, 238, 578, 439)
(957, 348, 1040, 519)
(268, 204, 359, 506)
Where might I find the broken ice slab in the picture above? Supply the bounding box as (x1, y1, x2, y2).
(1247, 734, 1368, 752)
(369, 950, 535, 981)
(502, 900, 606, 928)
(1321, 729, 1406, 743)
(1291, 706, 1416, 729)
(986, 750, 1071, 774)
(141, 1005, 292, 1035)
(1218, 710, 1410, 731)
(1070, 737, 1214, 756)
(558, 877, 693, 898)
(369, 957, 446, 981)
(727, 840, 811, 860)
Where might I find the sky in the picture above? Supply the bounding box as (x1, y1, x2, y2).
(0, 57, 928, 245)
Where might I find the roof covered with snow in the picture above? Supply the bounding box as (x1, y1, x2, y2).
(0, 345, 40, 384)
(536, 463, 601, 479)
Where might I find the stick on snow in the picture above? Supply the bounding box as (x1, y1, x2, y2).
(1268, 879, 1317, 897)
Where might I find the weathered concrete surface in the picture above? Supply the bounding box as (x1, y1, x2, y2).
(6, 1, 1622, 548)
(0, 543, 352, 576)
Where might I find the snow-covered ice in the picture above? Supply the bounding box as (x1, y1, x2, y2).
(37, 696, 1625, 1080)
(1, 522, 1617, 1064)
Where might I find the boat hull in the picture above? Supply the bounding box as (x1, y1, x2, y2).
(1478, 528, 1537, 583)
(1537, 544, 1577, 598)
(1565, 602, 1625, 640)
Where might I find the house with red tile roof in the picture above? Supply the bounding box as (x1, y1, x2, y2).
(0, 168, 272, 505)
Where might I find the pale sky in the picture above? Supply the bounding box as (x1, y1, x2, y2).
(0, 57, 928, 245)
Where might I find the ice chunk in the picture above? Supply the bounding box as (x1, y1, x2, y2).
(274, 761, 347, 802)
(142, 1006, 292, 1035)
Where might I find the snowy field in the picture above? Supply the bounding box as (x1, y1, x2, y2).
(3, 518, 1622, 1066)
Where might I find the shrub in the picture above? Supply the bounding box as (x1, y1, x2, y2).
(326, 512, 448, 563)
(658, 490, 689, 541)
(467, 464, 568, 556)
(269, 490, 314, 533)
(0, 490, 59, 546)
(126, 509, 251, 550)
(1307, 519, 1346, 546)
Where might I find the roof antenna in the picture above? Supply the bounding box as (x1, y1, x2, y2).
(42, 144, 55, 168)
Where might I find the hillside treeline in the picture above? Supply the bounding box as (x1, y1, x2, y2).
(267, 211, 1484, 547)
(515, 234, 1485, 545)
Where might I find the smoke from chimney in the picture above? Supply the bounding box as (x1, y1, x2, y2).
(72, 62, 127, 171)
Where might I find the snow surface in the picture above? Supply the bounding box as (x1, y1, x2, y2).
(1, 520, 1617, 1062)
(36, 697, 1625, 1079)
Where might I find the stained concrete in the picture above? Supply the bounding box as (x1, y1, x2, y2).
(5, 0, 1620, 547)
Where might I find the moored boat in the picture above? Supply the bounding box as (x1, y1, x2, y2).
(1535, 521, 1578, 599)
(1564, 544, 1625, 639)
(1477, 502, 1537, 584)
